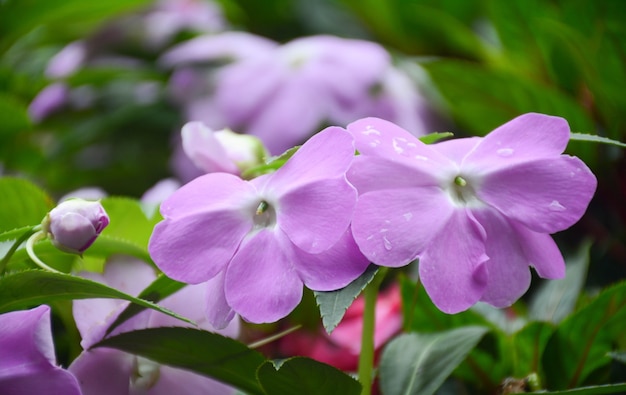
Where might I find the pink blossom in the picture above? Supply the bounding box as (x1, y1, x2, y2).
(148, 126, 370, 325)
(347, 113, 597, 313)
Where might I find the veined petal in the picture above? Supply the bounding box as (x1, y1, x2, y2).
(1, 368, 82, 395)
(351, 187, 454, 267)
(347, 155, 437, 194)
(279, 177, 357, 253)
(149, 209, 252, 284)
(204, 272, 238, 331)
(418, 209, 488, 314)
(295, 228, 370, 291)
(463, 113, 571, 171)
(69, 349, 133, 395)
(225, 229, 303, 324)
(158, 173, 257, 218)
(152, 366, 234, 395)
(472, 209, 532, 308)
(478, 156, 597, 233)
(347, 117, 452, 172)
(267, 126, 356, 193)
(430, 137, 481, 166)
(511, 222, 565, 279)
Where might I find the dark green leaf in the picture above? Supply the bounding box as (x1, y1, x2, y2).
(511, 321, 555, 378)
(257, 357, 361, 395)
(379, 326, 489, 395)
(314, 264, 378, 333)
(94, 327, 266, 395)
(0, 270, 191, 326)
(569, 133, 626, 149)
(529, 241, 591, 323)
(543, 281, 626, 389)
(0, 177, 53, 233)
(105, 274, 186, 336)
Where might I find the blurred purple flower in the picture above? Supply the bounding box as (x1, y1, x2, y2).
(69, 258, 238, 395)
(28, 83, 69, 123)
(149, 126, 369, 325)
(46, 41, 88, 78)
(0, 305, 82, 395)
(43, 199, 109, 255)
(347, 113, 597, 313)
(162, 33, 432, 154)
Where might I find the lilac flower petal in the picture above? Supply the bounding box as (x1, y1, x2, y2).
(268, 126, 355, 194)
(160, 31, 277, 66)
(1, 368, 82, 395)
(464, 113, 571, 170)
(151, 365, 234, 395)
(347, 117, 452, 170)
(472, 209, 532, 308)
(204, 271, 238, 330)
(511, 222, 565, 279)
(181, 121, 238, 174)
(28, 83, 69, 123)
(478, 156, 597, 233)
(225, 229, 303, 323)
(418, 210, 489, 314)
(347, 155, 436, 194)
(69, 349, 133, 395)
(0, 305, 55, 375)
(430, 137, 481, 166)
(351, 187, 454, 267)
(279, 177, 356, 253)
(295, 228, 370, 291)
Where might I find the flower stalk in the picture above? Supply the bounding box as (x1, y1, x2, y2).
(0, 225, 39, 275)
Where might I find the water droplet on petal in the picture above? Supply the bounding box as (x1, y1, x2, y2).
(549, 200, 566, 211)
(415, 155, 428, 161)
(497, 148, 514, 157)
(403, 212, 413, 221)
(363, 128, 381, 136)
(383, 236, 392, 251)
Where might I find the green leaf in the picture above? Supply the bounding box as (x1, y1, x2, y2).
(529, 241, 591, 323)
(257, 357, 361, 395)
(99, 197, 162, 251)
(105, 274, 186, 336)
(569, 133, 626, 149)
(379, 326, 489, 395)
(529, 383, 626, 394)
(511, 321, 555, 378)
(419, 132, 454, 145)
(241, 145, 300, 179)
(314, 264, 378, 334)
(93, 327, 266, 395)
(542, 281, 626, 389)
(0, 270, 191, 326)
(0, 177, 53, 233)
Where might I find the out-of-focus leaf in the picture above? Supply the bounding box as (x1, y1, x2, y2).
(314, 264, 378, 334)
(529, 241, 591, 323)
(511, 321, 555, 378)
(257, 357, 361, 395)
(0, 270, 191, 326)
(608, 352, 626, 364)
(99, 197, 161, 251)
(105, 274, 186, 336)
(94, 327, 266, 395)
(379, 326, 489, 395)
(0, 177, 53, 233)
(0, 94, 30, 139)
(529, 383, 626, 394)
(543, 281, 626, 389)
(419, 132, 454, 145)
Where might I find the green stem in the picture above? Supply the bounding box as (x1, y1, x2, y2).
(26, 230, 61, 273)
(358, 267, 387, 395)
(0, 225, 38, 275)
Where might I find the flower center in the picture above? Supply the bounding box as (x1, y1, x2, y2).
(253, 200, 276, 229)
(131, 356, 160, 390)
(448, 175, 482, 207)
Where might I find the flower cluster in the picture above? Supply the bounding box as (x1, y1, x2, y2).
(149, 112, 597, 325)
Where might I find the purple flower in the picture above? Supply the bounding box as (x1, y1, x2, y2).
(149, 126, 370, 325)
(43, 199, 109, 254)
(69, 258, 238, 395)
(0, 305, 82, 395)
(28, 82, 69, 123)
(347, 113, 597, 313)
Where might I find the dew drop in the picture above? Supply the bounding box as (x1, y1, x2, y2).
(549, 200, 566, 211)
(415, 155, 428, 161)
(497, 148, 514, 157)
(363, 128, 381, 136)
(383, 236, 392, 251)
(403, 212, 413, 221)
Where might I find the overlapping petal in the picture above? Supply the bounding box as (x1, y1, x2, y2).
(478, 155, 597, 233)
(418, 210, 489, 314)
(347, 155, 436, 194)
(294, 228, 370, 291)
(511, 221, 565, 279)
(352, 187, 454, 267)
(225, 229, 303, 323)
(69, 349, 132, 395)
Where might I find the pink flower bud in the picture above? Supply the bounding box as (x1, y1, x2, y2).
(43, 199, 109, 254)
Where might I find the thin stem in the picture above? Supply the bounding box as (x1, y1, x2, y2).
(0, 225, 39, 275)
(26, 230, 61, 273)
(358, 267, 387, 395)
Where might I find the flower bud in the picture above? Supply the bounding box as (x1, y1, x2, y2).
(181, 121, 268, 175)
(42, 199, 109, 254)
